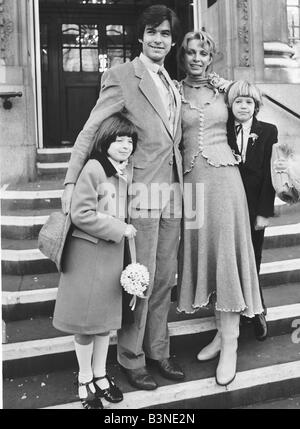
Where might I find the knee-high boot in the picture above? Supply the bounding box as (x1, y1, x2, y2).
(216, 312, 240, 387)
(197, 310, 221, 361)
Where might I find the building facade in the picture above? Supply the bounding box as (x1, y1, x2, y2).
(1, 0, 299, 183)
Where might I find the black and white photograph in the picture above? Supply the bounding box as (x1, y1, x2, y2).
(1, 0, 300, 411)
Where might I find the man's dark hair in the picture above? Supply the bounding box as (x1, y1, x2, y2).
(137, 4, 181, 44)
(93, 113, 137, 156)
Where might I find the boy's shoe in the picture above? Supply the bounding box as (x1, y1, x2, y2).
(253, 313, 268, 341)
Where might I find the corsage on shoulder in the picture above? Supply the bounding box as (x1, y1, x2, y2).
(208, 72, 233, 93)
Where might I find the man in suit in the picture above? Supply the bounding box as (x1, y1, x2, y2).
(61, 4, 185, 390)
(226, 81, 278, 341)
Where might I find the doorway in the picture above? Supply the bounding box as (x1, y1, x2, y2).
(39, 0, 193, 147)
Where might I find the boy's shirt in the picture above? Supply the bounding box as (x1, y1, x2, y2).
(227, 110, 278, 226)
(234, 118, 253, 163)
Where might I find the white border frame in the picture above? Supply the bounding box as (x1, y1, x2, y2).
(30, 0, 43, 149)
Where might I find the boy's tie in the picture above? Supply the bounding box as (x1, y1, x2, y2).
(235, 124, 244, 161)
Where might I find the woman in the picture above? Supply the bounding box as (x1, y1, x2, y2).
(177, 31, 264, 387)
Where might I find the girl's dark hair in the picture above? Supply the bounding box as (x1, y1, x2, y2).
(137, 4, 181, 44)
(93, 113, 137, 156)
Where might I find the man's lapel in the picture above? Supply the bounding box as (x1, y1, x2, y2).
(132, 57, 172, 137)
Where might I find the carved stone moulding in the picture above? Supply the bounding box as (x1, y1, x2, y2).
(237, 0, 250, 67)
(0, 0, 14, 61)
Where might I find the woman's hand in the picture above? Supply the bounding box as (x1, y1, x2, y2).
(124, 225, 137, 239)
(61, 184, 75, 214)
(273, 159, 288, 173)
(255, 216, 270, 231)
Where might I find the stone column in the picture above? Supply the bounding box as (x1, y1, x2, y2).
(0, 0, 36, 184)
(262, 0, 300, 83)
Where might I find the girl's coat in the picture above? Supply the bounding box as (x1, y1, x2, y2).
(53, 155, 132, 334)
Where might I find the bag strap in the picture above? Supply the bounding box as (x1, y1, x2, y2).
(128, 237, 136, 263)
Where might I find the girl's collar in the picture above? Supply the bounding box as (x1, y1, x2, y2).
(90, 152, 117, 177)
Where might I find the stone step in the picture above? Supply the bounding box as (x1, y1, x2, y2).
(1, 201, 300, 243)
(1, 247, 298, 319)
(237, 394, 300, 409)
(2, 232, 300, 278)
(3, 298, 300, 378)
(1, 175, 293, 213)
(2, 237, 298, 320)
(1, 238, 57, 275)
(37, 162, 68, 177)
(3, 332, 300, 409)
(37, 148, 72, 164)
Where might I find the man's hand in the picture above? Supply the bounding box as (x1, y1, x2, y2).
(255, 216, 269, 231)
(61, 183, 75, 214)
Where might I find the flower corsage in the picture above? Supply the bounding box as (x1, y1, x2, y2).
(249, 133, 259, 146)
(208, 72, 233, 93)
(121, 238, 149, 311)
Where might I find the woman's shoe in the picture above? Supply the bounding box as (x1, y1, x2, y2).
(197, 332, 221, 362)
(78, 380, 104, 409)
(215, 312, 240, 387)
(94, 375, 124, 403)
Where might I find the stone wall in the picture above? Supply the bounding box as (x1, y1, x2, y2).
(0, 0, 36, 185)
(199, 0, 300, 84)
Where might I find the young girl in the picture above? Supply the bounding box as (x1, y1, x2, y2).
(226, 81, 278, 341)
(53, 113, 137, 409)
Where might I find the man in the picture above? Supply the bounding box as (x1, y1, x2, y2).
(61, 5, 185, 390)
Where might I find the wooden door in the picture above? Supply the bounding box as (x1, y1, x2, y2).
(39, 0, 193, 147)
(60, 20, 137, 144)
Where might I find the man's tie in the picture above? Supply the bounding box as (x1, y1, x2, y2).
(158, 68, 176, 134)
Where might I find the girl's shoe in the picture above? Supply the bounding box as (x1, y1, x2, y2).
(78, 380, 104, 409)
(94, 375, 123, 403)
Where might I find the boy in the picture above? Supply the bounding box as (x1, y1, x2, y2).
(226, 81, 278, 341)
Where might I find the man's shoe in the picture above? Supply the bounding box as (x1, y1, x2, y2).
(156, 358, 185, 381)
(122, 366, 158, 390)
(253, 313, 268, 341)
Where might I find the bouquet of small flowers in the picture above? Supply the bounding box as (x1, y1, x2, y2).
(121, 239, 150, 311)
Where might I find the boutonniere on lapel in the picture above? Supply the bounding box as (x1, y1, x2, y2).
(249, 133, 259, 146)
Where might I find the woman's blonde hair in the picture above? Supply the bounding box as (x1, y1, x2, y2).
(177, 30, 216, 73)
(226, 81, 263, 115)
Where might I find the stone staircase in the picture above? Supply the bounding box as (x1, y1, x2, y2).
(1, 148, 300, 409)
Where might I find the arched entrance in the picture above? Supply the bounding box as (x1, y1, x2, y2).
(38, 0, 193, 147)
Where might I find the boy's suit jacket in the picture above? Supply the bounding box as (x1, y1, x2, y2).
(65, 57, 183, 209)
(227, 111, 278, 226)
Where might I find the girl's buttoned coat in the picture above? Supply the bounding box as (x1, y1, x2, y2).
(53, 155, 131, 334)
